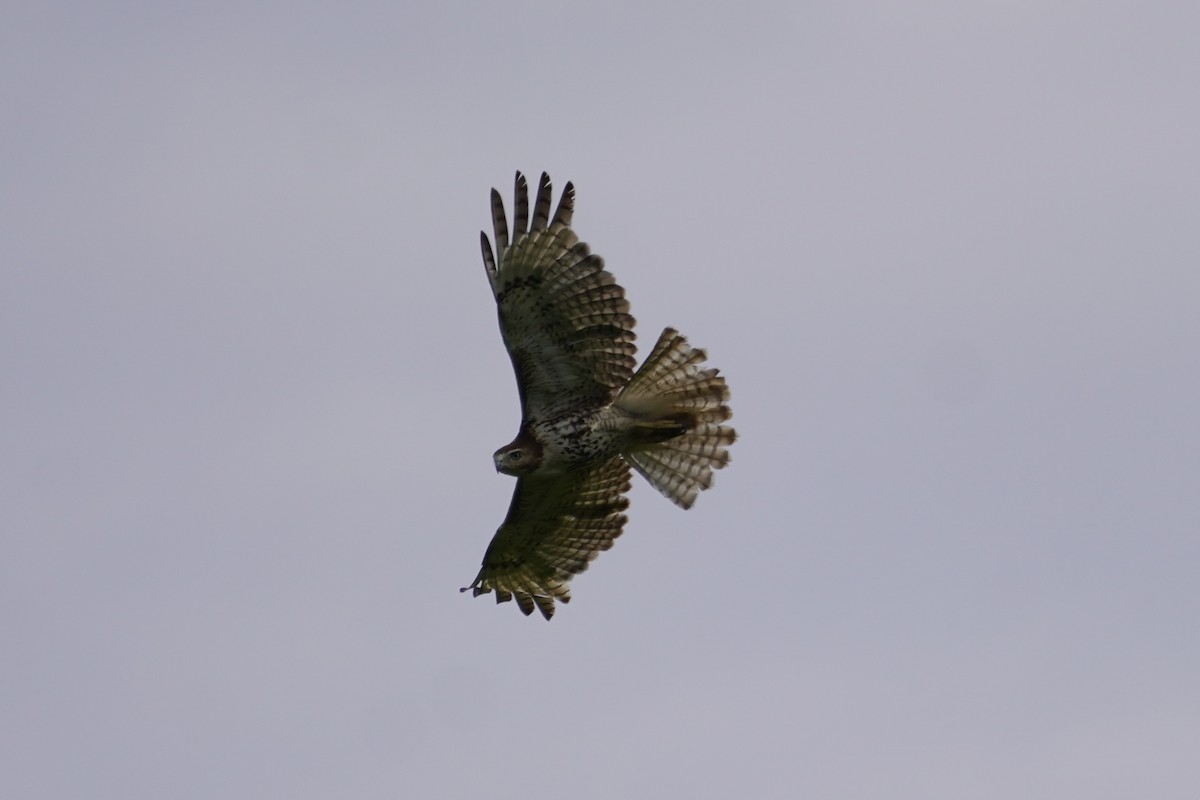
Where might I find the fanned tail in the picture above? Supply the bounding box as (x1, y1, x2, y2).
(616, 328, 736, 509)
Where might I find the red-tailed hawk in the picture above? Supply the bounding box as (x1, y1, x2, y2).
(461, 172, 735, 619)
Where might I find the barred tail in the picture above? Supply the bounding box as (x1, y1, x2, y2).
(615, 327, 736, 509)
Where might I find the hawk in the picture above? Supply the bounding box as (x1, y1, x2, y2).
(461, 172, 736, 619)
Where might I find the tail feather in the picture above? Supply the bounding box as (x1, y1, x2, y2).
(617, 328, 736, 509)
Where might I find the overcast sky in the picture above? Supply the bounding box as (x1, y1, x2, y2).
(3, 2, 1198, 798)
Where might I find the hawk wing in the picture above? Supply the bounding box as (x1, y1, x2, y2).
(460, 457, 632, 620)
(480, 172, 637, 420)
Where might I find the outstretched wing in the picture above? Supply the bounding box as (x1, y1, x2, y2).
(480, 172, 637, 420)
(461, 457, 632, 620)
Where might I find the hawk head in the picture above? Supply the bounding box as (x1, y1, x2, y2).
(493, 428, 542, 476)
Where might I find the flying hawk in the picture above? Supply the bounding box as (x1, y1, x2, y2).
(461, 172, 735, 619)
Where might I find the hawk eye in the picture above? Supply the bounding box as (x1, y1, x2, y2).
(509, 451, 522, 462)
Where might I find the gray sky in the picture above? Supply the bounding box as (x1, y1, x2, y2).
(3, 2, 1198, 798)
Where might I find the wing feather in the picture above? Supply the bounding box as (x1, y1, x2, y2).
(461, 458, 632, 620)
(513, 172, 529, 236)
(480, 231, 497, 284)
(552, 181, 575, 228)
(482, 171, 637, 419)
(530, 171, 553, 232)
(490, 188, 509, 255)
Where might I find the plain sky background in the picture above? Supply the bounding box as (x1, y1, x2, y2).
(3, 2, 1198, 798)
